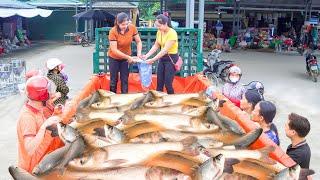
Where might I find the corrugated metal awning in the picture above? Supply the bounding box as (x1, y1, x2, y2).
(28, 0, 83, 8)
(0, 0, 36, 9)
(90, 2, 137, 9)
(0, 8, 52, 18)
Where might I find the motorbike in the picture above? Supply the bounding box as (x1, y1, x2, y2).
(248, 35, 262, 49)
(244, 81, 265, 99)
(76, 32, 90, 47)
(283, 38, 293, 51)
(305, 49, 319, 82)
(203, 49, 234, 86)
(305, 51, 319, 82)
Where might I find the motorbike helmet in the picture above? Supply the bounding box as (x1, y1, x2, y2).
(26, 76, 56, 102)
(46, 58, 64, 71)
(228, 65, 242, 84)
(244, 81, 264, 98)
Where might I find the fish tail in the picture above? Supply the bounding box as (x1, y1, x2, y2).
(217, 112, 245, 135)
(9, 166, 38, 180)
(8, 166, 16, 179)
(227, 128, 263, 149)
(88, 91, 102, 106)
(258, 146, 276, 164)
(181, 136, 200, 156)
(299, 168, 315, 180)
(119, 113, 133, 125)
(223, 158, 240, 174)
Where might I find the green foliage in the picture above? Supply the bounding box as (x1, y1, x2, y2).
(139, 2, 160, 21)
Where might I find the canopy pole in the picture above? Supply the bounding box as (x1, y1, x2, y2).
(186, 0, 190, 28)
(190, 0, 195, 28)
(236, 0, 240, 35)
(85, 0, 88, 37)
(232, 0, 236, 33)
(89, 0, 93, 41)
(75, 3, 78, 33)
(199, 0, 204, 55)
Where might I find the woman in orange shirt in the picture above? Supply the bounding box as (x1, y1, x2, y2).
(108, 12, 142, 93)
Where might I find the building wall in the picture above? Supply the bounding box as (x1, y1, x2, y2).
(27, 10, 83, 40)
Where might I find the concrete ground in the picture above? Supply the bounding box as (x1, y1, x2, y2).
(0, 44, 319, 178)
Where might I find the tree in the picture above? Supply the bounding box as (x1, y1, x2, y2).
(138, 1, 160, 21)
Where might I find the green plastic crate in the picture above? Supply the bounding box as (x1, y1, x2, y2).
(93, 27, 203, 77)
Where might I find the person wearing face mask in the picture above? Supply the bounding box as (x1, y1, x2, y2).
(46, 58, 69, 105)
(108, 12, 142, 94)
(16, 76, 64, 173)
(222, 65, 246, 107)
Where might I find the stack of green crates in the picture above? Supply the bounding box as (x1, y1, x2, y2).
(93, 27, 203, 77)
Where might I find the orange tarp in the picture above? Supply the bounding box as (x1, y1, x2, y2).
(61, 73, 295, 167)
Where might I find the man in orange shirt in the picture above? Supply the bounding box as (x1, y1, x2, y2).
(108, 12, 142, 93)
(17, 75, 64, 173)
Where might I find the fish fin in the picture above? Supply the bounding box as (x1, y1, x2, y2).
(257, 146, 276, 165)
(92, 127, 106, 137)
(97, 89, 115, 97)
(299, 168, 315, 180)
(267, 173, 277, 179)
(180, 98, 207, 107)
(124, 121, 164, 139)
(123, 121, 161, 136)
(218, 100, 227, 108)
(54, 165, 66, 176)
(144, 153, 199, 176)
(165, 151, 202, 163)
(103, 159, 127, 167)
(223, 158, 241, 174)
(149, 90, 167, 98)
(227, 128, 263, 149)
(222, 145, 236, 150)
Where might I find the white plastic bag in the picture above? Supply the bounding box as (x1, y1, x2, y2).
(138, 62, 152, 88)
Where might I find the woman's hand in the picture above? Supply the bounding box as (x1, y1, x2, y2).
(127, 56, 134, 64)
(137, 52, 142, 58)
(145, 59, 155, 64)
(140, 54, 148, 60)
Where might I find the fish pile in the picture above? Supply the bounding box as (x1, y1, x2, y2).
(9, 90, 315, 180)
